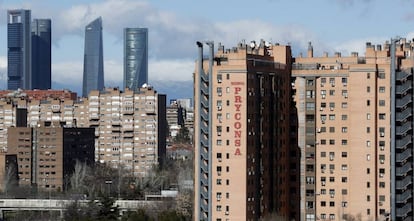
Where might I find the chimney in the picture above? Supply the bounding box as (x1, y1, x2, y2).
(307, 42, 313, 58)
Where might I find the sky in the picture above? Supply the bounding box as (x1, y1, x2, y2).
(0, 0, 414, 97)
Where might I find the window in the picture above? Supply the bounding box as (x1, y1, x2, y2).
(217, 74, 222, 83)
(342, 189, 348, 195)
(217, 179, 222, 185)
(321, 152, 326, 157)
(367, 195, 371, 202)
(379, 127, 385, 137)
(329, 114, 335, 120)
(321, 102, 326, 108)
(216, 205, 222, 211)
(341, 164, 348, 170)
(379, 113, 386, 120)
(342, 77, 347, 85)
(217, 100, 222, 110)
(321, 114, 327, 122)
(329, 127, 335, 133)
(320, 127, 326, 132)
(379, 100, 385, 106)
(216, 192, 222, 200)
(306, 90, 315, 98)
(329, 102, 335, 109)
(329, 90, 335, 96)
(367, 113, 371, 120)
(341, 152, 347, 158)
(379, 182, 385, 188)
(367, 72, 370, 79)
(379, 86, 385, 93)
(341, 102, 348, 108)
(329, 177, 335, 182)
(329, 214, 335, 220)
(217, 87, 222, 96)
(329, 201, 335, 207)
(367, 182, 370, 188)
(378, 72, 385, 79)
(307, 79, 314, 86)
(321, 78, 326, 84)
(329, 139, 335, 145)
(321, 189, 326, 195)
(321, 201, 326, 207)
(367, 168, 370, 174)
(342, 90, 348, 97)
(342, 201, 348, 207)
(341, 140, 347, 145)
(367, 86, 370, 92)
(367, 127, 370, 133)
(217, 153, 222, 160)
(379, 168, 385, 177)
(321, 214, 326, 220)
(329, 78, 335, 85)
(306, 102, 315, 110)
(342, 127, 348, 133)
(367, 100, 370, 106)
(342, 177, 348, 183)
(217, 140, 222, 145)
(366, 141, 371, 147)
(379, 155, 385, 164)
(320, 139, 326, 145)
(342, 115, 348, 120)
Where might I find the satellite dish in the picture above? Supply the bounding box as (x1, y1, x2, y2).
(250, 41, 256, 49)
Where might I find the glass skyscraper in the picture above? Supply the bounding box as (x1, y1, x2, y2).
(31, 19, 51, 90)
(82, 17, 104, 97)
(7, 9, 31, 90)
(124, 28, 148, 90)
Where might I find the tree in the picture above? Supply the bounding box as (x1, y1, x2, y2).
(96, 196, 119, 220)
(121, 209, 154, 221)
(158, 210, 186, 221)
(174, 126, 190, 144)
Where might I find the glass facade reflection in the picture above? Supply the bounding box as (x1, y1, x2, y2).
(124, 28, 148, 90)
(31, 19, 51, 89)
(82, 17, 104, 97)
(7, 9, 31, 90)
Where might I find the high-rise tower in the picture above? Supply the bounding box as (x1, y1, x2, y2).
(82, 17, 104, 97)
(31, 19, 51, 90)
(7, 9, 31, 90)
(194, 40, 300, 221)
(124, 28, 148, 90)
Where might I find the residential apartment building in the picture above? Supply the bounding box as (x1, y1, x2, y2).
(7, 125, 95, 191)
(293, 40, 413, 221)
(0, 87, 166, 177)
(194, 40, 299, 221)
(84, 86, 166, 176)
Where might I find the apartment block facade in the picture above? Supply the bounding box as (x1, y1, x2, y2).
(194, 41, 299, 221)
(293, 40, 413, 221)
(0, 87, 166, 177)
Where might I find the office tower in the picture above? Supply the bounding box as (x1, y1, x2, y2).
(293, 40, 414, 221)
(7, 9, 31, 90)
(82, 17, 104, 97)
(7, 125, 95, 191)
(194, 41, 300, 221)
(124, 28, 148, 90)
(31, 19, 51, 89)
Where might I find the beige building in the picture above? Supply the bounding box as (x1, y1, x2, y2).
(0, 87, 166, 178)
(194, 40, 300, 221)
(293, 39, 414, 221)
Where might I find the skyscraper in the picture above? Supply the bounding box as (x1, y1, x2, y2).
(194, 41, 300, 221)
(7, 9, 31, 90)
(124, 28, 148, 90)
(31, 19, 51, 90)
(82, 17, 104, 97)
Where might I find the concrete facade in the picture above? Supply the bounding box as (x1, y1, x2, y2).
(194, 40, 299, 221)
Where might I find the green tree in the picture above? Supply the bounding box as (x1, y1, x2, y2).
(174, 126, 190, 144)
(96, 196, 119, 220)
(121, 209, 154, 221)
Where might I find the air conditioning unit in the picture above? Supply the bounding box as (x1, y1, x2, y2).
(320, 107, 324, 111)
(322, 95, 326, 99)
(380, 159, 384, 164)
(331, 83, 335, 87)
(321, 181, 326, 186)
(330, 194, 334, 198)
(225, 211, 229, 215)
(330, 107, 334, 111)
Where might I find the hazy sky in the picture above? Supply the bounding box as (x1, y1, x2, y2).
(0, 0, 414, 93)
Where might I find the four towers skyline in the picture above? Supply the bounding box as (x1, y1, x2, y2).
(6, 9, 149, 97)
